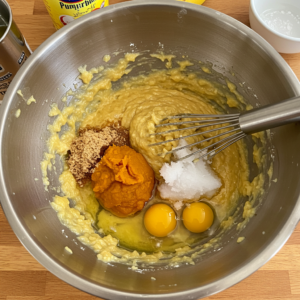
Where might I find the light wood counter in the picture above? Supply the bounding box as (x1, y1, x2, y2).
(1, 0, 300, 299)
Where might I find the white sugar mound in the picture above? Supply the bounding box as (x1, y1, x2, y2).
(158, 139, 221, 209)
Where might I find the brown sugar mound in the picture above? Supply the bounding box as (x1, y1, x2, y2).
(68, 124, 129, 187)
(91, 145, 155, 218)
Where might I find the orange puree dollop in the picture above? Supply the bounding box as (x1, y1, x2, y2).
(91, 145, 155, 217)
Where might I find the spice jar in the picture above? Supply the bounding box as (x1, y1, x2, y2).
(43, 0, 109, 30)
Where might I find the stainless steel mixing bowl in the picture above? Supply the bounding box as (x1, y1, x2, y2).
(1, 1, 300, 299)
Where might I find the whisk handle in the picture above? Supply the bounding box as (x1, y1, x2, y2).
(239, 96, 300, 134)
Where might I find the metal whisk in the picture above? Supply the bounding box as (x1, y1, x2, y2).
(149, 96, 300, 161)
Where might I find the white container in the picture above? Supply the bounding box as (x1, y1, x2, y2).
(249, 0, 300, 54)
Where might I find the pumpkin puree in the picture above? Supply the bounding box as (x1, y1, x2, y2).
(91, 145, 155, 217)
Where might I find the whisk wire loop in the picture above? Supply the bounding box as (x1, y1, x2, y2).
(151, 119, 240, 136)
(162, 129, 244, 159)
(149, 113, 245, 161)
(183, 132, 246, 162)
(159, 113, 240, 122)
(150, 96, 300, 161)
(155, 116, 240, 128)
(201, 133, 246, 160)
(149, 122, 241, 148)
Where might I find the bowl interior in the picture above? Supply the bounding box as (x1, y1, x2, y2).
(1, 2, 300, 299)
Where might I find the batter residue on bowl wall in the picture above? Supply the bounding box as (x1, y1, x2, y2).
(41, 52, 268, 268)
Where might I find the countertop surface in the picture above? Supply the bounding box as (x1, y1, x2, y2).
(1, 0, 300, 299)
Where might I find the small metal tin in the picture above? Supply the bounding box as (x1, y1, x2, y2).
(0, 0, 31, 101)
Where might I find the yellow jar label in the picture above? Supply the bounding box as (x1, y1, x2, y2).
(43, 0, 109, 30)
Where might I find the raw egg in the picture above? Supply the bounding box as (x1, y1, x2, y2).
(182, 202, 214, 233)
(144, 203, 177, 237)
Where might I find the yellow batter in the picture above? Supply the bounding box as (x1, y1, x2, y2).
(42, 53, 267, 267)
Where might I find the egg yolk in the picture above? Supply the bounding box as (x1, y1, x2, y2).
(144, 204, 177, 237)
(182, 202, 214, 233)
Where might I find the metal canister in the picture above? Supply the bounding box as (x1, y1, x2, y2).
(0, 0, 31, 101)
